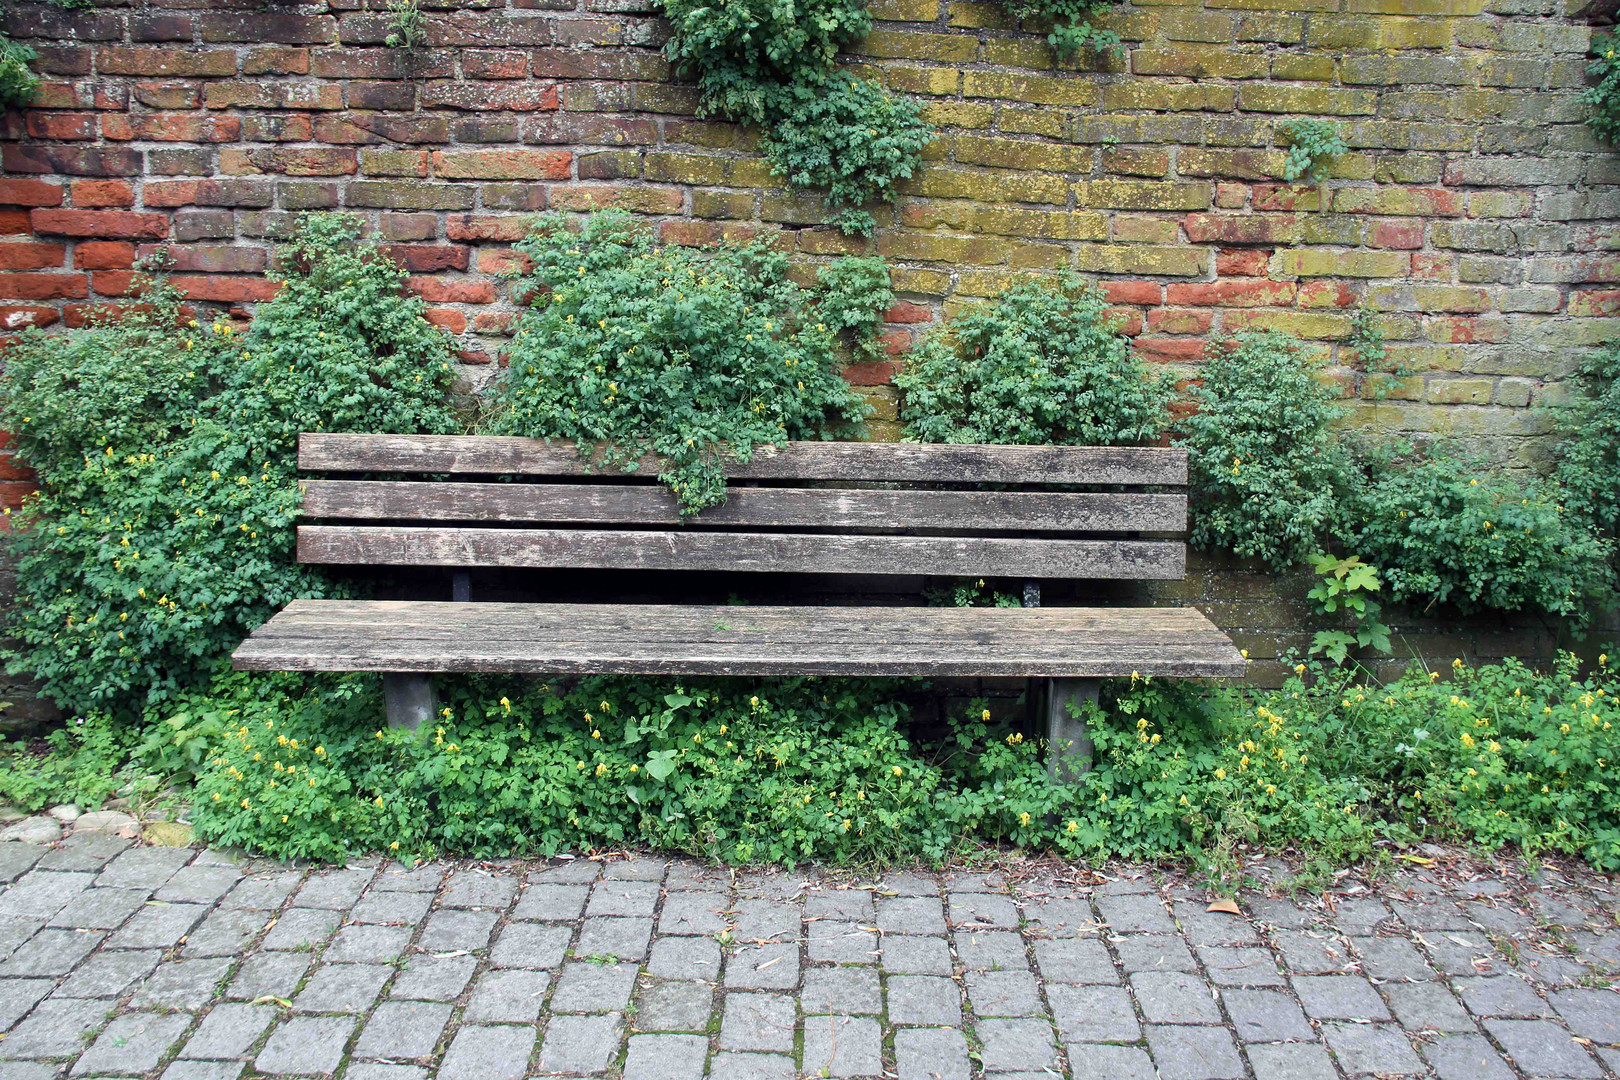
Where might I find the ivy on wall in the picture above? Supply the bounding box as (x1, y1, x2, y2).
(1586, 33, 1619, 143)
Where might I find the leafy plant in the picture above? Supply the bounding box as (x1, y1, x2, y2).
(0, 716, 131, 812)
(1278, 119, 1347, 183)
(0, 32, 37, 109)
(483, 211, 866, 514)
(1549, 342, 1620, 537)
(759, 75, 933, 237)
(896, 275, 1171, 446)
(815, 255, 894, 361)
(1306, 553, 1391, 664)
(383, 0, 427, 48)
(0, 215, 458, 717)
(1174, 331, 1359, 572)
(1006, 0, 1120, 60)
(655, 0, 930, 234)
(1584, 33, 1620, 143)
(1339, 445, 1614, 625)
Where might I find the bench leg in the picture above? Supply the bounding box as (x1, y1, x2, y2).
(1045, 677, 1099, 783)
(384, 673, 436, 731)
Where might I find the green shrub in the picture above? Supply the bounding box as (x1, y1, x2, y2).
(896, 275, 1171, 446)
(656, 0, 930, 234)
(483, 211, 866, 514)
(0, 33, 37, 109)
(1174, 331, 1359, 572)
(1584, 33, 1620, 143)
(1549, 342, 1620, 537)
(814, 255, 894, 361)
(0, 216, 457, 717)
(1340, 446, 1614, 625)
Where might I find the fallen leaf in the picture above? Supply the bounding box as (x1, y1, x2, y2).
(1206, 898, 1242, 915)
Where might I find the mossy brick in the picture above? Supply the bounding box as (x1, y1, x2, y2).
(729, 159, 780, 188)
(641, 152, 730, 186)
(1077, 180, 1210, 211)
(1101, 84, 1236, 111)
(919, 101, 995, 129)
(996, 107, 1070, 138)
(1167, 279, 1298, 306)
(1104, 148, 1170, 177)
(202, 83, 344, 110)
(947, 1, 1017, 29)
(899, 201, 1109, 240)
(481, 183, 550, 212)
(1540, 190, 1620, 221)
(1178, 149, 1285, 181)
(1269, 53, 1336, 81)
(94, 47, 237, 77)
(870, 0, 940, 19)
(1183, 212, 1302, 244)
(1111, 215, 1180, 243)
(1151, 10, 1233, 42)
(1341, 55, 1475, 85)
(454, 117, 524, 144)
(1443, 156, 1586, 187)
(1433, 221, 1569, 253)
(1270, 249, 1407, 278)
(1073, 114, 1205, 144)
(1073, 243, 1208, 275)
(344, 181, 476, 211)
(877, 230, 1016, 265)
(954, 134, 1091, 172)
(358, 150, 431, 177)
(760, 190, 833, 225)
(1130, 46, 1268, 79)
(982, 40, 1058, 68)
(1374, 154, 1444, 184)
(954, 268, 1036, 296)
(1236, 85, 1377, 115)
(1463, 191, 1533, 219)
(1223, 309, 1352, 338)
(1085, 9, 1158, 39)
(889, 266, 951, 296)
(1341, 121, 1472, 153)
(1500, 286, 1562, 312)
(1568, 289, 1620, 317)
(1203, 116, 1271, 148)
(1424, 376, 1496, 404)
(278, 182, 342, 210)
(433, 150, 572, 180)
(1296, 280, 1357, 308)
(1306, 15, 1454, 49)
(550, 185, 685, 214)
(691, 190, 754, 219)
(1528, 256, 1620, 284)
(1006, 240, 1070, 268)
(577, 151, 640, 180)
(962, 71, 1100, 106)
(886, 65, 960, 96)
(1236, 14, 1303, 41)
(905, 167, 1070, 205)
(1330, 187, 1462, 217)
(421, 81, 560, 110)
(852, 29, 977, 61)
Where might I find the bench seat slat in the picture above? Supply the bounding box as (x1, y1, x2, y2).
(300, 434, 1188, 487)
(298, 526, 1186, 579)
(300, 481, 1188, 534)
(233, 601, 1247, 678)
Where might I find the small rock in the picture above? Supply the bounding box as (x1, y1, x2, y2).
(104, 797, 131, 810)
(73, 810, 139, 838)
(1, 815, 63, 845)
(0, 805, 24, 825)
(144, 821, 194, 847)
(46, 803, 82, 823)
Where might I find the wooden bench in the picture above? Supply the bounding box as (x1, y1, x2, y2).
(232, 433, 1246, 776)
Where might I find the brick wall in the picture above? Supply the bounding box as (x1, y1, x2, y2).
(0, 0, 1616, 713)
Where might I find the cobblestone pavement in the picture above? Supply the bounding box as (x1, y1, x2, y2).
(0, 838, 1617, 1079)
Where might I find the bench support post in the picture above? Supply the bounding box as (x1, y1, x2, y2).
(1045, 677, 1098, 782)
(384, 673, 435, 731)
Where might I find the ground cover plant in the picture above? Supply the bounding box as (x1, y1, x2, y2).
(483, 210, 866, 514)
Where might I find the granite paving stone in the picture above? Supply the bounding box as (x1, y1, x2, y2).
(7, 848, 1618, 1080)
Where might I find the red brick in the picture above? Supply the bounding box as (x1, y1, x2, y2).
(103, 113, 241, 143)
(432, 149, 571, 180)
(476, 248, 530, 275)
(1133, 337, 1207, 362)
(0, 306, 59, 330)
(884, 301, 932, 324)
(138, 244, 268, 274)
(169, 275, 282, 303)
(472, 310, 515, 335)
(24, 112, 97, 140)
(0, 481, 38, 509)
(94, 47, 238, 77)
(420, 81, 559, 111)
(379, 213, 438, 241)
(1569, 290, 1620, 317)
(0, 273, 89, 300)
(1425, 315, 1510, 344)
(1147, 307, 1214, 334)
(1106, 309, 1144, 335)
(0, 210, 30, 234)
(1251, 184, 1318, 212)
(1371, 220, 1424, 249)
(0, 180, 65, 207)
(244, 47, 310, 75)
(0, 243, 66, 270)
(1184, 213, 1297, 245)
(1214, 183, 1248, 209)
(463, 50, 529, 78)
(407, 276, 498, 304)
(1100, 281, 1162, 305)
(445, 215, 529, 242)
(0, 454, 35, 481)
(33, 209, 169, 240)
(141, 181, 199, 208)
(880, 329, 911, 356)
(843, 360, 898, 385)
(133, 81, 202, 109)
(131, 14, 195, 41)
(220, 147, 359, 176)
(70, 180, 135, 208)
(242, 114, 315, 143)
(1166, 280, 1297, 307)
(379, 244, 471, 272)
(1296, 280, 1356, 308)
(74, 241, 135, 269)
(424, 307, 467, 333)
(4, 145, 143, 177)
(1411, 253, 1452, 280)
(1215, 248, 1269, 276)
(89, 270, 138, 295)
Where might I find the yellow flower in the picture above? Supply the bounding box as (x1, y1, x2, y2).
(892, 766, 903, 776)
(982, 709, 991, 721)
(374, 796, 385, 808)
(240, 798, 250, 809)
(389, 841, 400, 851)
(1215, 768, 1227, 780)
(1295, 664, 1306, 674)
(1065, 820, 1078, 833)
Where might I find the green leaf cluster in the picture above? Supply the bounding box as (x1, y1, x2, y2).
(1306, 553, 1391, 664)
(814, 254, 894, 360)
(1006, 0, 1120, 60)
(1584, 33, 1620, 143)
(0, 32, 37, 109)
(0, 215, 458, 717)
(1278, 119, 1347, 183)
(896, 275, 1171, 446)
(656, 0, 930, 234)
(1549, 342, 1620, 537)
(482, 211, 866, 514)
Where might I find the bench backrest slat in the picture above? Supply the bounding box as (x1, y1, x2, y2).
(301, 480, 1187, 534)
(300, 433, 1187, 487)
(298, 526, 1186, 580)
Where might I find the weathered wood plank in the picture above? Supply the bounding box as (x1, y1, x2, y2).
(297, 526, 1186, 579)
(299, 434, 1188, 487)
(232, 601, 1248, 678)
(300, 480, 1188, 533)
